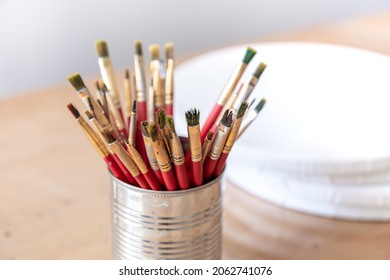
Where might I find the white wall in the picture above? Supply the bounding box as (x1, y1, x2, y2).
(0, 0, 389, 97)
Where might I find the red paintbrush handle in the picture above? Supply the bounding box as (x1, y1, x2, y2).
(133, 173, 151, 190)
(111, 154, 137, 186)
(143, 170, 162, 191)
(137, 101, 147, 123)
(135, 123, 149, 165)
(152, 169, 165, 187)
(104, 154, 128, 182)
(191, 160, 203, 187)
(165, 104, 173, 116)
(200, 103, 223, 141)
(174, 164, 190, 190)
(203, 157, 218, 181)
(162, 169, 178, 191)
(213, 152, 228, 177)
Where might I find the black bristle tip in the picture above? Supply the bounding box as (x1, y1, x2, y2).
(221, 110, 233, 127)
(134, 40, 143, 55)
(132, 100, 137, 112)
(125, 69, 130, 79)
(206, 130, 214, 140)
(95, 40, 109, 57)
(84, 111, 93, 120)
(67, 103, 80, 119)
(237, 102, 249, 119)
(102, 129, 116, 144)
(255, 98, 267, 113)
(67, 73, 86, 92)
(185, 108, 200, 126)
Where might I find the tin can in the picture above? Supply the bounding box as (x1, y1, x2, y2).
(110, 172, 224, 259)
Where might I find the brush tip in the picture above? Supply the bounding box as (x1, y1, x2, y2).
(149, 44, 160, 61)
(166, 115, 176, 134)
(102, 129, 116, 144)
(156, 108, 166, 129)
(253, 62, 267, 78)
(67, 73, 86, 92)
(141, 121, 150, 137)
(237, 101, 249, 118)
(206, 130, 214, 140)
(67, 103, 80, 119)
(134, 40, 143, 55)
(95, 40, 109, 57)
(165, 42, 174, 59)
(125, 69, 130, 79)
(242, 47, 257, 64)
(148, 122, 159, 141)
(132, 100, 137, 112)
(85, 110, 93, 120)
(221, 109, 233, 127)
(185, 108, 200, 126)
(255, 98, 267, 112)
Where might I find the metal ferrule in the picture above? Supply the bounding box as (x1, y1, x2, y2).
(187, 125, 202, 163)
(128, 111, 137, 145)
(126, 144, 148, 174)
(170, 134, 185, 166)
(165, 59, 174, 105)
(106, 94, 125, 130)
(142, 135, 160, 171)
(232, 76, 258, 113)
(98, 57, 121, 109)
(147, 85, 155, 121)
(222, 117, 243, 154)
(77, 118, 109, 158)
(209, 123, 232, 160)
(134, 55, 146, 95)
(109, 141, 140, 177)
(216, 63, 247, 106)
(152, 136, 172, 172)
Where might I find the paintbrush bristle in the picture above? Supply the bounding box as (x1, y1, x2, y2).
(237, 102, 249, 119)
(132, 100, 136, 112)
(94, 80, 100, 91)
(67, 103, 80, 119)
(102, 129, 116, 144)
(141, 121, 150, 137)
(206, 130, 214, 141)
(125, 69, 130, 80)
(254, 62, 267, 79)
(255, 98, 267, 113)
(220, 109, 233, 127)
(166, 115, 176, 134)
(95, 40, 109, 57)
(134, 40, 143, 56)
(149, 44, 160, 61)
(165, 42, 174, 60)
(185, 109, 200, 126)
(86, 96, 94, 111)
(98, 80, 105, 91)
(242, 47, 257, 64)
(156, 108, 166, 129)
(148, 122, 159, 141)
(67, 73, 86, 92)
(85, 111, 93, 120)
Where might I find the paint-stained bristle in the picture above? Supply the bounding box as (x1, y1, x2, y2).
(67, 103, 80, 119)
(255, 98, 267, 113)
(86, 96, 94, 111)
(165, 42, 174, 60)
(206, 130, 214, 141)
(98, 80, 105, 91)
(125, 69, 130, 79)
(148, 123, 159, 141)
(102, 129, 116, 144)
(221, 110, 233, 127)
(185, 109, 200, 126)
(95, 40, 109, 57)
(132, 100, 136, 112)
(94, 80, 100, 91)
(237, 102, 249, 119)
(149, 44, 160, 61)
(254, 62, 267, 78)
(242, 47, 257, 64)
(134, 40, 143, 56)
(166, 116, 176, 134)
(67, 73, 86, 92)
(156, 108, 166, 129)
(141, 121, 150, 137)
(85, 111, 94, 120)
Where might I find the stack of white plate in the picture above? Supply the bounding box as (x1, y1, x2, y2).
(175, 42, 390, 221)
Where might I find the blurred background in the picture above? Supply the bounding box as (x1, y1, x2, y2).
(0, 0, 389, 97)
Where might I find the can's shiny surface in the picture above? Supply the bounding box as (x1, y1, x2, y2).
(110, 173, 223, 260)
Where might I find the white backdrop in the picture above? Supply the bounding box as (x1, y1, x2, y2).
(0, 0, 388, 97)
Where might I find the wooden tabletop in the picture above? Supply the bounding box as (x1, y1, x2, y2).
(1, 12, 390, 260)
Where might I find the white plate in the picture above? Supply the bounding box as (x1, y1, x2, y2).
(175, 42, 390, 220)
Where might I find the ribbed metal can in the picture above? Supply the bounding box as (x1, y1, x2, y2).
(110, 173, 223, 260)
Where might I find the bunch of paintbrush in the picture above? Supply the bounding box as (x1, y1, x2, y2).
(66, 40, 267, 191)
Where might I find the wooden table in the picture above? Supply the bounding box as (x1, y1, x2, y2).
(1, 12, 390, 259)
